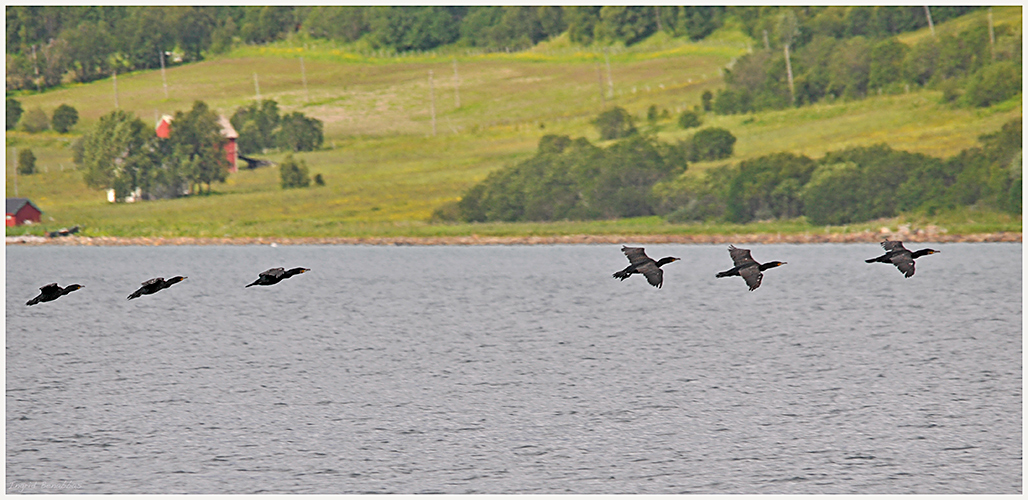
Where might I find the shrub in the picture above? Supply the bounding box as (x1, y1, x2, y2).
(314, 173, 325, 186)
(6, 98, 23, 130)
(688, 127, 736, 161)
(592, 106, 636, 140)
(17, 149, 36, 175)
(701, 90, 713, 111)
(277, 112, 324, 152)
(20, 107, 49, 133)
(677, 110, 702, 129)
(801, 162, 864, 225)
(51, 104, 79, 133)
(279, 154, 311, 188)
(963, 61, 1021, 108)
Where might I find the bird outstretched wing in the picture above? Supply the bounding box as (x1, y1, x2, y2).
(889, 253, 916, 277)
(621, 246, 651, 267)
(260, 268, 286, 279)
(39, 283, 60, 293)
(881, 240, 906, 252)
(739, 266, 763, 291)
(728, 245, 757, 267)
(141, 277, 164, 287)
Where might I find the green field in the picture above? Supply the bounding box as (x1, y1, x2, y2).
(5, 10, 1022, 238)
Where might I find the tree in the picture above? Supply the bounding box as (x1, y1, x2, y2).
(701, 90, 713, 111)
(279, 154, 311, 188)
(51, 104, 78, 133)
(230, 99, 280, 154)
(678, 110, 702, 129)
(6, 98, 23, 130)
(688, 127, 736, 161)
(276, 112, 324, 152)
(166, 101, 230, 195)
(20, 107, 49, 133)
(17, 149, 36, 175)
(592, 106, 636, 140)
(963, 61, 1021, 107)
(78, 109, 159, 201)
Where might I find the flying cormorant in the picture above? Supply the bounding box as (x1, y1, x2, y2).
(26, 283, 84, 306)
(865, 240, 939, 278)
(716, 245, 786, 291)
(127, 276, 187, 300)
(246, 267, 310, 287)
(612, 246, 680, 288)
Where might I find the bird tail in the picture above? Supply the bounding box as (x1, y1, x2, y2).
(127, 292, 140, 300)
(245, 280, 259, 288)
(26, 297, 39, 306)
(715, 271, 729, 278)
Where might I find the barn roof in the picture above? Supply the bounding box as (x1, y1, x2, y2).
(156, 114, 237, 140)
(6, 198, 41, 214)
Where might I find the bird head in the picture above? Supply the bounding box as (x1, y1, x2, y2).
(66, 284, 85, 291)
(169, 276, 188, 283)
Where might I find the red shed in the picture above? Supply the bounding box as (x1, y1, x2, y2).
(156, 114, 239, 173)
(6, 198, 42, 226)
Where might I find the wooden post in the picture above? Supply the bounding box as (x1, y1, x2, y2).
(32, 45, 40, 92)
(429, 70, 437, 136)
(253, 72, 261, 100)
(924, 6, 935, 37)
(988, 7, 996, 61)
(160, 50, 169, 98)
(763, 30, 770, 51)
(453, 58, 460, 108)
(113, 71, 119, 108)
(300, 56, 310, 103)
(784, 43, 795, 106)
(597, 63, 605, 103)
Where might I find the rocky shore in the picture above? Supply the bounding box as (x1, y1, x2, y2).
(6, 229, 1021, 246)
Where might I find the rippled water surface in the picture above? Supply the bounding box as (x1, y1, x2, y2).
(6, 243, 1022, 493)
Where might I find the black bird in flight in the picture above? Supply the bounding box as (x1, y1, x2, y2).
(26, 283, 84, 306)
(612, 246, 680, 288)
(716, 245, 786, 291)
(246, 267, 310, 287)
(865, 239, 939, 278)
(127, 276, 187, 300)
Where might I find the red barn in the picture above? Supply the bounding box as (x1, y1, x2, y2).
(6, 198, 42, 226)
(156, 114, 239, 173)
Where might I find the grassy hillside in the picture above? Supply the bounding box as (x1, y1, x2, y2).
(5, 16, 1022, 238)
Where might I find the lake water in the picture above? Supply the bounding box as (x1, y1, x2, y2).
(6, 243, 1022, 494)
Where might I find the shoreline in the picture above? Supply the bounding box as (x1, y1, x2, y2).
(6, 231, 1021, 246)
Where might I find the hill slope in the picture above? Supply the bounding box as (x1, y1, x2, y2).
(5, 20, 1021, 238)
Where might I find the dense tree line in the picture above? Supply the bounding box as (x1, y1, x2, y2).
(75, 101, 231, 200)
(8, 6, 985, 93)
(714, 7, 1020, 113)
(657, 118, 1021, 225)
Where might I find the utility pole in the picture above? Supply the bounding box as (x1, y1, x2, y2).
(924, 6, 935, 37)
(159, 50, 169, 98)
(300, 56, 310, 103)
(453, 58, 460, 108)
(988, 7, 996, 61)
(429, 70, 437, 136)
(253, 72, 261, 100)
(32, 45, 40, 92)
(113, 71, 119, 108)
